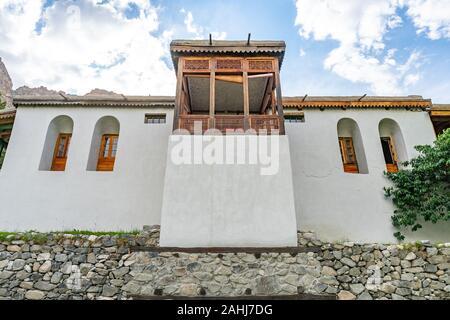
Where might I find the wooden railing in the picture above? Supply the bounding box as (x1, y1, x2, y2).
(215, 115, 245, 133)
(178, 115, 283, 134)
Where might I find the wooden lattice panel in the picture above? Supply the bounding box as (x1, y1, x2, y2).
(183, 59, 210, 71)
(248, 60, 273, 71)
(215, 115, 245, 133)
(216, 59, 242, 71)
(250, 115, 280, 133)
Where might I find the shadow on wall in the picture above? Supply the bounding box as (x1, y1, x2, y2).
(39, 115, 74, 171)
(87, 116, 120, 171)
(378, 118, 408, 171)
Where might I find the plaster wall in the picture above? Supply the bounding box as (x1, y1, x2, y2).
(0, 106, 173, 231)
(159, 135, 298, 247)
(286, 108, 449, 243)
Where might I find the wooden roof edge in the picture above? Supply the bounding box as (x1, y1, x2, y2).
(431, 104, 450, 111)
(0, 109, 16, 120)
(283, 98, 432, 108)
(13, 95, 176, 107)
(170, 39, 286, 50)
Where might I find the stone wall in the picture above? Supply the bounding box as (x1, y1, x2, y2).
(0, 228, 448, 300)
(0, 58, 13, 110)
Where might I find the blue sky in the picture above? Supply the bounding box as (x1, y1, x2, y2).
(0, 0, 449, 102)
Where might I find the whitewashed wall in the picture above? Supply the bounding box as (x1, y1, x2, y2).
(1, 106, 448, 243)
(286, 108, 449, 243)
(0, 106, 173, 231)
(159, 135, 298, 247)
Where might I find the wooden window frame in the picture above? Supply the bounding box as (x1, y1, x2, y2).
(96, 134, 119, 172)
(338, 137, 359, 174)
(51, 133, 72, 171)
(380, 136, 399, 173)
(284, 113, 305, 123)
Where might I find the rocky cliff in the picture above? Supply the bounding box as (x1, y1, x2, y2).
(0, 58, 13, 110)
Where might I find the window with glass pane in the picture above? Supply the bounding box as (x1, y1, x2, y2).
(284, 114, 305, 123)
(51, 133, 71, 171)
(57, 136, 67, 157)
(111, 136, 118, 157)
(103, 136, 111, 158)
(145, 114, 166, 124)
(97, 134, 118, 172)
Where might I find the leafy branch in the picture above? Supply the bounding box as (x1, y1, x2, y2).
(384, 128, 450, 240)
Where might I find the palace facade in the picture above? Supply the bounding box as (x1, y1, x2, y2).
(0, 40, 449, 246)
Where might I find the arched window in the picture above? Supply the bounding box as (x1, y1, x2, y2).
(87, 116, 120, 172)
(378, 119, 407, 173)
(337, 118, 368, 174)
(39, 115, 74, 171)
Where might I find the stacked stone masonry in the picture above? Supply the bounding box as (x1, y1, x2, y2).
(0, 228, 448, 300)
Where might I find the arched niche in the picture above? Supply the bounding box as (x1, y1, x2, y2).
(39, 115, 74, 171)
(378, 118, 407, 172)
(337, 118, 369, 174)
(87, 116, 120, 171)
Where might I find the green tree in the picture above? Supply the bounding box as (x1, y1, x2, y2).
(385, 128, 450, 240)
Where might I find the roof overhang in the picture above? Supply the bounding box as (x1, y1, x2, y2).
(0, 110, 16, 123)
(283, 96, 432, 109)
(430, 104, 450, 117)
(13, 95, 175, 108)
(170, 40, 286, 72)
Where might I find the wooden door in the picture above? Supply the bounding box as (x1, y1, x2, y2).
(339, 137, 359, 173)
(51, 133, 71, 171)
(97, 134, 119, 171)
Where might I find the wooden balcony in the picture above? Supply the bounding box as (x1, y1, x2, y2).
(178, 114, 284, 134)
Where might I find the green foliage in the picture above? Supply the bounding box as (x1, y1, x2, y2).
(62, 229, 140, 237)
(385, 128, 450, 240)
(0, 230, 140, 243)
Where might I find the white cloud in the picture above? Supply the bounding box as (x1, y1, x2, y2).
(404, 0, 450, 40)
(0, 0, 176, 95)
(180, 9, 227, 40)
(299, 48, 306, 57)
(294, 0, 424, 95)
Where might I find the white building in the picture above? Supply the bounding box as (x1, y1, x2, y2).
(0, 40, 448, 246)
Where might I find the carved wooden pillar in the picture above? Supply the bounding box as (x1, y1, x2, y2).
(243, 68, 250, 131)
(209, 61, 216, 130)
(274, 59, 285, 135)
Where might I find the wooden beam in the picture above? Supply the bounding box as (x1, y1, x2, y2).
(215, 75, 243, 84)
(173, 58, 184, 132)
(282, 99, 432, 109)
(274, 59, 285, 134)
(248, 73, 273, 79)
(431, 110, 450, 117)
(210, 70, 216, 117)
(243, 70, 250, 130)
(260, 76, 274, 114)
(182, 76, 191, 113)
